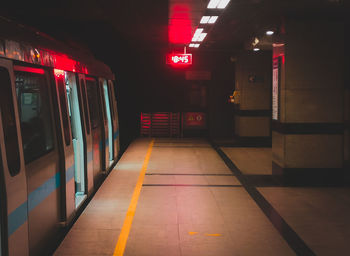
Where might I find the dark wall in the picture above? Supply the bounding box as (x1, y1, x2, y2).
(126, 51, 236, 139)
(0, 11, 236, 151)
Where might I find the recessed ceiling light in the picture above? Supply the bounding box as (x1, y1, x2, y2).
(207, 0, 221, 8)
(198, 33, 207, 42)
(207, 0, 230, 9)
(266, 30, 274, 36)
(200, 16, 210, 24)
(253, 48, 260, 51)
(192, 28, 204, 41)
(208, 16, 218, 24)
(217, 0, 230, 9)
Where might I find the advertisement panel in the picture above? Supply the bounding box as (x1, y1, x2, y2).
(272, 57, 280, 120)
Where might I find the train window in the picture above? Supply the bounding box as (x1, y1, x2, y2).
(0, 67, 20, 176)
(111, 83, 119, 122)
(107, 82, 115, 120)
(15, 70, 54, 164)
(86, 78, 101, 129)
(100, 81, 107, 121)
(57, 75, 71, 146)
(80, 79, 90, 135)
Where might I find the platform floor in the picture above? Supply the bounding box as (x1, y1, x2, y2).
(54, 138, 350, 256)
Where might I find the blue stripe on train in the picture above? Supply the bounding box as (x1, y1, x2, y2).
(8, 141, 112, 236)
(7, 202, 27, 236)
(66, 165, 75, 183)
(99, 129, 119, 150)
(113, 129, 119, 140)
(8, 171, 61, 236)
(87, 150, 93, 164)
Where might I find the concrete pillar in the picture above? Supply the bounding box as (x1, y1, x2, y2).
(271, 19, 345, 182)
(234, 50, 272, 145)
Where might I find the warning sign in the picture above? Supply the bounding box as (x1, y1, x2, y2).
(184, 112, 206, 128)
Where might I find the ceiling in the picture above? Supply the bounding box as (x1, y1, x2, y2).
(0, 0, 346, 57)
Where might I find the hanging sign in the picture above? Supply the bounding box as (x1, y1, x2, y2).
(166, 54, 192, 65)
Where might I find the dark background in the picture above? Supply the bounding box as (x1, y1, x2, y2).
(0, 0, 237, 151)
(1, 0, 346, 151)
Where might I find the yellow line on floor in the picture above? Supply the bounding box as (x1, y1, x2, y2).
(113, 139, 155, 256)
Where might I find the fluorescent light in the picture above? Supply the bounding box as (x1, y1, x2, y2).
(253, 48, 260, 51)
(207, 0, 221, 8)
(192, 35, 200, 42)
(208, 0, 230, 9)
(198, 33, 207, 42)
(193, 28, 203, 37)
(189, 43, 200, 48)
(266, 30, 274, 36)
(217, 0, 230, 9)
(192, 28, 204, 42)
(208, 16, 218, 24)
(200, 16, 210, 24)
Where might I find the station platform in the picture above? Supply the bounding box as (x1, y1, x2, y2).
(54, 138, 350, 256)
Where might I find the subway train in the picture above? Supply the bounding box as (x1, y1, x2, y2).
(0, 18, 120, 256)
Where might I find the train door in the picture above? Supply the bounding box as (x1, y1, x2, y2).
(86, 77, 103, 183)
(0, 60, 29, 256)
(77, 75, 94, 195)
(14, 65, 61, 255)
(65, 72, 87, 208)
(98, 79, 109, 172)
(108, 80, 119, 158)
(102, 80, 114, 164)
(0, 150, 5, 256)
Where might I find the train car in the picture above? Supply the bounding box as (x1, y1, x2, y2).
(0, 17, 120, 256)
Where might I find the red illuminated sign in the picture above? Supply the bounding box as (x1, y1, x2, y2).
(166, 54, 192, 65)
(184, 112, 206, 128)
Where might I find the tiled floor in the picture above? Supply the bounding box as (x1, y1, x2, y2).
(221, 147, 272, 175)
(258, 187, 350, 256)
(55, 138, 350, 256)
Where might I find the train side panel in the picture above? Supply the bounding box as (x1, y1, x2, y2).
(14, 66, 62, 255)
(0, 59, 29, 256)
(0, 34, 120, 256)
(86, 78, 104, 184)
(108, 80, 120, 158)
(53, 70, 76, 224)
(77, 75, 94, 195)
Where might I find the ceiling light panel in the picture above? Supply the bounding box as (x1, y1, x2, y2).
(198, 33, 207, 42)
(217, 0, 230, 9)
(208, 16, 218, 24)
(207, 0, 221, 9)
(200, 16, 210, 24)
(192, 28, 204, 42)
(208, 0, 230, 9)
